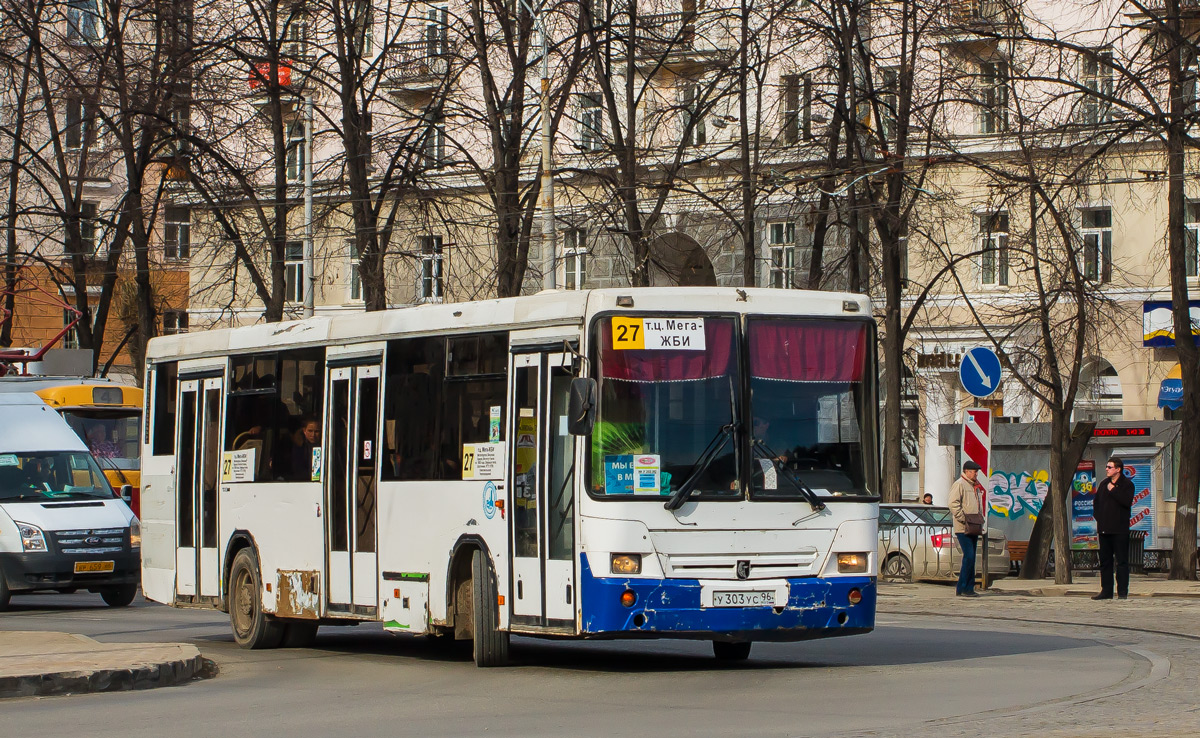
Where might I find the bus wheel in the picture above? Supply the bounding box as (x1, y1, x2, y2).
(713, 641, 752, 660)
(281, 622, 319, 648)
(470, 549, 509, 667)
(101, 584, 138, 607)
(229, 548, 285, 649)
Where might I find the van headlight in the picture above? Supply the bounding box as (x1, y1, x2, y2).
(16, 522, 47, 552)
(130, 520, 141, 550)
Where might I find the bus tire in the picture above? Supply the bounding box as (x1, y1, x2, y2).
(470, 549, 509, 667)
(228, 548, 285, 649)
(100, 584, 138, 607)
(713, 641, 752, 660)
(281, 621, 319, 648)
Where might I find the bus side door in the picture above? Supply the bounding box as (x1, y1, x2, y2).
(508, 351, 577, 630)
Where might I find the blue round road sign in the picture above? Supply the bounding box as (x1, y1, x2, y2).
(960, 346, 1002, 398)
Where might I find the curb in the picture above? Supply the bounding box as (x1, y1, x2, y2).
(988, 589, 1200, 599)
(0, 653, 211, 700)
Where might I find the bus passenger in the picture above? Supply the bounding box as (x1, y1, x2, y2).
(85, 424, 120, 459)
(287, 418, 320, 481)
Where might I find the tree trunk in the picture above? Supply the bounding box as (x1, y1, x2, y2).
(1165, 5, 1199, 579)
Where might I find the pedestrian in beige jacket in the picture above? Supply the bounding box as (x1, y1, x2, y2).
(948, 460, 983, 597)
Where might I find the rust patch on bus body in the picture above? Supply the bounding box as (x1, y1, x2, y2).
(276, 570, 320, 619)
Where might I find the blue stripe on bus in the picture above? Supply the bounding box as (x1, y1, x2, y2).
(578, 553, 875, 640)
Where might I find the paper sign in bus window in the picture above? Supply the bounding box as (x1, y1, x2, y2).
(633, 454, 661, 495)
(612, 317, 705, 351)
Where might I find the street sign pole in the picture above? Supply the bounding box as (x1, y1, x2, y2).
(960, 346, 1001, 593)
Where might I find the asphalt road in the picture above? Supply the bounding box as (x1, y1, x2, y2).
(1, 591, 1147, 738)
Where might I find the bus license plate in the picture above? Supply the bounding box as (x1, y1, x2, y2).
(713, 590, 775, 607)
(74, 561, 115, 574)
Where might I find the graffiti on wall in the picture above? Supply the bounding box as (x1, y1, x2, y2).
(985, 469, 1049, 521)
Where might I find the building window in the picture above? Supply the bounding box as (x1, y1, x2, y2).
(65, 97, 96, 151)
(79, 202, 99, 254)
(768, 221, 796, 289)
(67, 0, 102, 42)
(564, 228, 586, 290)
(878, 68, 900, 143)
(163, 310, 189, 335)
(422, 112, 446, 169)
(1074, 359, 1123, 422)
(286, 121, 305, 182)
(352, 0, 373, 54)
(681, 83, 706, 147)
(978, 212, 1009, 286)
(1185, 53, 1200, 113)
(780, 75, 803, 144)
(167, 81, 192, 155)
(419, 235, 443, 302)
(1081, 49, 1113, 125)
(282, 12, 308, 60)
(578, 93, 603, 152)
(285, 241, 304, 304)
(1081, 208, 1112, 283)
(62, 309, 80, 349)
(425, 5, 448, 56)
(347, 240, 363, 301)
(978, 60, 1009, 134)
(1187, 203, 1200, 277)
(164, 206, 190, 260)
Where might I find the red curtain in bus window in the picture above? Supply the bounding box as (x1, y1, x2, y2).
(749, 320, 866, 382)
(599, 319, 734, 382)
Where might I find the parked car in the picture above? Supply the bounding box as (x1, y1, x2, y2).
(878, 504, 1009, 582)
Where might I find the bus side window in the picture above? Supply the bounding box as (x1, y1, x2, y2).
(383, 337, 444, 481)
(151, 361, 178, 456)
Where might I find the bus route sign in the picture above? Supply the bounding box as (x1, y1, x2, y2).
(612, 317, 705, 351)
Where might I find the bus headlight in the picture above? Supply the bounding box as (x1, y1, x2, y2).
(611, 554, 642, 575)
(837, 553, 868, 573)
(17, 523, 47, 552)
(130, 520, 141, 550)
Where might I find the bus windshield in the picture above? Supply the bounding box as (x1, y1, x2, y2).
(61, 410, 141, 471)
(748, 318, 877, 500)
(0, 451, 115, 501)
(590, 316, 740, 500)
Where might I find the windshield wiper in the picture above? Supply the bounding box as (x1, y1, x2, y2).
(664, 422, 737, 511)
(752, 439, 826, 512)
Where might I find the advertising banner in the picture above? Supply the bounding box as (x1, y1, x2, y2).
(1071, 460, 1097, 550)
(1124, 458, 1156, 539)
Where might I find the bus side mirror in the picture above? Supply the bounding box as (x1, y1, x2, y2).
(119, 484, 133, 504)
(568, 378, 597, 436)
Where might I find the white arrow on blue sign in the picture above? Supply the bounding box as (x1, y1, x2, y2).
(959, 346, 1002, 398)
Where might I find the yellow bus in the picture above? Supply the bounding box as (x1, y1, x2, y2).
(0, 377, 143, 516)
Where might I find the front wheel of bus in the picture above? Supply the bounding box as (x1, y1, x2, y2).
(470, 549, 509, 667)
(229, 548, 285, 649)
(713, 641, 752, 660)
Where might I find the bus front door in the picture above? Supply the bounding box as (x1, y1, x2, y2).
(175, 376, 223, 599)
(509, 351, 577, 630)
(324, 364, 381, 617)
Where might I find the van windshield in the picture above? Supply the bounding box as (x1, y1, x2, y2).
(0, 452, 115, 501)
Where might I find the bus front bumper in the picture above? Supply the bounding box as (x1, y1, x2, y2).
(578, 554, 875, 641)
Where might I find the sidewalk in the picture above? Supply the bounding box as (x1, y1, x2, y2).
(0, 631, 206, 699)
(880, 573, 1200, 600)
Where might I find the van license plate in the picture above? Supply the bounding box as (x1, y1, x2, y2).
(713, 590, 775, 607)
(74, 561, 115, 574)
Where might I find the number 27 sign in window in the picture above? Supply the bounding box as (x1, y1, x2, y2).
(612, 317, 706, 351)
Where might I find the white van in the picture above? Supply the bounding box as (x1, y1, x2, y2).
(0, 393, 140, 609)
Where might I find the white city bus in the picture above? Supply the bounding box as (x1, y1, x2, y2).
(141, 288, 879, 665)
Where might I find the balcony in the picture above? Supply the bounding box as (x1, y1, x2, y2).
(388, 40, 450, 92)
(946, 0, 1017, 27)
(612, 10, 730, 72)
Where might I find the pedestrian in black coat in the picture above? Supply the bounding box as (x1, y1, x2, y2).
(1092, 457, 1136, 600)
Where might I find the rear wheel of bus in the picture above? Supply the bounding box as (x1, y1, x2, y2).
(229, 548, 284, 649)
(471, 549, 508, 667)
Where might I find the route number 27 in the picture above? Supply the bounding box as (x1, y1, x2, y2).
(612, 317, 645, 350)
